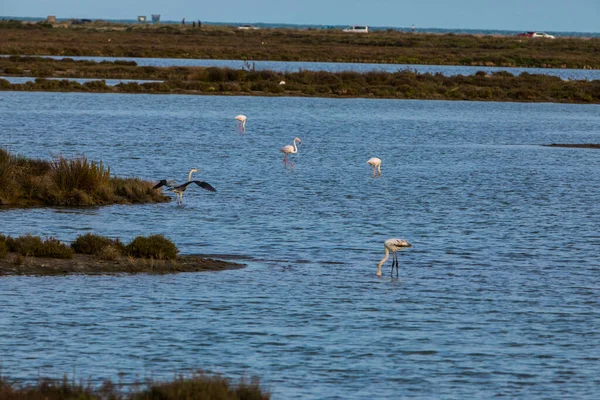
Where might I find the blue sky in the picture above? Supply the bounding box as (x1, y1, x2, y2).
(3, 0, 599, 32)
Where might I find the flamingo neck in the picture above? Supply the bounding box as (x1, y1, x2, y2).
(377, 164, 381, 174)
(292, 139, 300, 153)
(188, 169, 196, 181)
(377, 247, 390, 276)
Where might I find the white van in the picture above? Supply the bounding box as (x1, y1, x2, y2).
(342, 25, 369, 33)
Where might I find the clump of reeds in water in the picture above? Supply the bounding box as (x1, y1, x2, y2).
(0, 148, 168, 207)
(0, 371, 270, 399)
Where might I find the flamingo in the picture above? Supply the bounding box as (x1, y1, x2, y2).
(377, 238, 412, 277)
(153, 168, 216, 206)
(367, 157, 382, 176)
(235, 115, 247, 132)
(280, 137, 302, 167)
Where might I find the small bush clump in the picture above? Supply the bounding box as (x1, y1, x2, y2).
(126, 234, 178, 260)
(0, 240, 7, 259)
(71, 233, 119, 255)
(4, 234, 73, 259)
(97, 244, 123, 261)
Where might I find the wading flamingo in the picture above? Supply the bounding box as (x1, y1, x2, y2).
(235, 115, 247, 132)
(280, 137, 302, 167)
(153, 168, 216, 206)
(367, 157, 382, 176)
(377, 238, 412, 277)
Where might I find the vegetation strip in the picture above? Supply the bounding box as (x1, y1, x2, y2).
(1, 57, 599, 103)
(0, 372, 269, 399)
(0, 148, 169, 207)
(1, 20, 599, 69)
(0, 233, 244, 275)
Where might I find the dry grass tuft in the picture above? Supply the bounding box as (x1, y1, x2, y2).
(0, 372, 270, 399)
(0, 148, 169, 207)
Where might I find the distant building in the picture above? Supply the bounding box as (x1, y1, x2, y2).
(137, 16, 147, 23)
(151, 14, 161, 24)
(47, 15, 56, 23)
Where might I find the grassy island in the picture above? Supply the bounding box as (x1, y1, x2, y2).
(1, 57, 599, 103)
(0, 233, 244, 275)
(1, 20, 599, 69)
(0, 372, 269, 399)
(0, 148, 168, 207)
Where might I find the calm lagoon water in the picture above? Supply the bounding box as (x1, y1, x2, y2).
(23, 55, 600, 81)
(1, 92, 599, 398)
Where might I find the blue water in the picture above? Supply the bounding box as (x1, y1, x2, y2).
(1, 92, 600, 398)
(0, 76, 163, 86)
(12, 55, 600, 81)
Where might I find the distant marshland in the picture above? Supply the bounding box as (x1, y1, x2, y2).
(1, 19, 599, 69)
(1, 56, 599, 103)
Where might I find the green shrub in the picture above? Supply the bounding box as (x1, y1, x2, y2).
(97, 244, 123, 260)
(5, 234, 73, 258)
(126, 234, 178, 260)
(10, 234, 43, 256)
(0, 240, 7, 259)
(71, 233, 116, 254)
(38, 237, 73, 259)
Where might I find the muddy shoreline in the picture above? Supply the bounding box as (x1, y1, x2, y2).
(0, 253, 245, 276)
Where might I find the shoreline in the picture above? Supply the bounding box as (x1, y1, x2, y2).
(0, 252, 245, 276)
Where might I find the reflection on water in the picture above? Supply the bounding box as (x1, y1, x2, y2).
(1, 92, 599, 399)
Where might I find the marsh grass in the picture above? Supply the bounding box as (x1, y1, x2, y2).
(0, 148, 169, 207)
(126, 235, 179, 260)
(71, 233, 125, 256)
(0, 240, 7, 259)
(0, 372, 270, 399)
(1, 57, 599, 103)
(3, 234, 73, 258)
(1, 21, 599, 68)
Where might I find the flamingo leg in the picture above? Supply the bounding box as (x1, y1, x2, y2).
(395, 253, 399, 276)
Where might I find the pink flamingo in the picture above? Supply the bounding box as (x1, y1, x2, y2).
(280, 137, 302, 167)
(377, 238, 412, 277)
(367, 157, 382, 176)
(235, 115, 247, 132)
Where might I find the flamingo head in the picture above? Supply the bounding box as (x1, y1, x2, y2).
(294, 137, 302, 145)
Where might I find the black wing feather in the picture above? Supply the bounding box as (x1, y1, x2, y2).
(153, 179, 169, 189)
(193, 180, 217, 192)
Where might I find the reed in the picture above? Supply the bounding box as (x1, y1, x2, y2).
(0, 148, 169, 207)
(0, 372, 270, 399)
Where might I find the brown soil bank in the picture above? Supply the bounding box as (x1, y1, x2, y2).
(0, 253, 244, 275)
(1, 21, 599, 69)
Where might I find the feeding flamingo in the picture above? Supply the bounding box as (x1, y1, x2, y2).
(377, 238, 412, 277)
(235, 115, 247, 132)
(367, 157, 382, 176)
(153, 168, 216, 206)
(280, 137, 302, 167)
